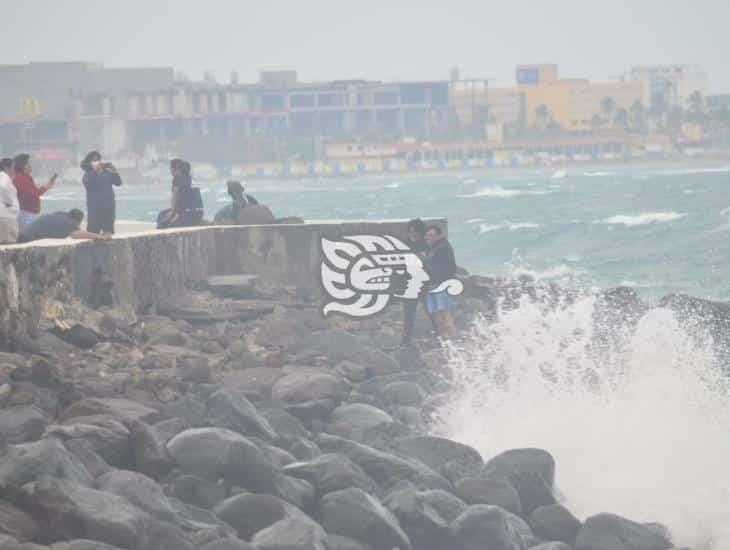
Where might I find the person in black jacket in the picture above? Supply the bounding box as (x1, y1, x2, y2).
(424, 225, 457, 339)
(401, 219, 429, 346)
(81, 151, 122, 234)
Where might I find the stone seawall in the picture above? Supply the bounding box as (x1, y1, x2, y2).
(0, 219, 446, 341)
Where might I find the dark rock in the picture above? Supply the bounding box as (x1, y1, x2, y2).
(454, 478, 522, 516)
(221, 436, 280, 493)
(255, 316, 311, 351)
(327, 535, 373, 550)
(62, 398, 161, 424)
(167, 474, 226, 510)
(450, 505, 526, 550)
(530, 543, 573, 550)
(49, 540, 126, 550)
(271, 475, 316, 513)
(95, 470, 177, 523)
(0, 406, 47, 444)
(138, 518, 194, 550)
(152, 418, 189, 445)
(392, 436, 483, 483)
(317, 434, 451, 492)
(221, 369, 286, 400)
(205, 390, 277, 442)
(381, 382, 425, 407)
(575, 513, 672, 550)
(199, 539, 256, 550)
(167, 497, 236, 538)
(0, 500, 39, 542)
(285, 400, 337, 427)
(383, 485, 451, 550)
(271, 372, 349, 404)
(0, 438, 93, 487)
(483, 448, 556, 488)
(260, 408, 308, 445)
(213, 493, 303, 540)
(289, 438, 321, 461)
(259, 444, 296, 468)
(529, 504, 581, 545)
(64, 439, 114, 479)
(252, 516, 329, 550)
(162, 395, 206, 428)
(166, 428, 250, 481)
(419, 490, 468, 523)
(327, 404, 394, 441)
(334, 361, 368, 383)
(283, 453, 378, 496)
(49, 416, 131, 468)
(320, 488, 411, 550)
(389, 407, 424, 431)
(125, 419, 172, 480)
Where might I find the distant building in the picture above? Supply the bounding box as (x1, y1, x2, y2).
(707, 94, 730, 111)
(628, 65, 708, 110)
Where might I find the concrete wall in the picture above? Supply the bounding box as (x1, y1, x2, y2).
(0, 219, 446, 341)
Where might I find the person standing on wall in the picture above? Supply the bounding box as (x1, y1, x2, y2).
(12, 153, 57, 231)
(0, 158, 19, 244)
(424, 225, 457, 340)
(81, 151, 122, 234)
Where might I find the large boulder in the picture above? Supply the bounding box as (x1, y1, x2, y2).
(62, 398, 162, 424)
(0, 438, 93, 487)
(260, 408, 308, 445)
(221, 436, 280, 493)
(383, 485, 452, 550)
(96, 470, 177, 523)
(167, 474, 227, 510)
(48, 416, 131, 468)
(252, 516, 330, 550)
(283, 453, 378, 496)
(205, 390, 277, 442)
(199, 539, 256, 550)
(450, 505, 527, 550)
(320, 488, 412, 550)
(0, 500, 39, 542)
(453, 478, 521, 516)
(381, 382, 425, 407)
(419, 490, 468, 523)
(529, 504, 581, 545)
(392, 436, 483, 482)
(166, 428, 256, 482)
(305, 330, 399, 376)
(213, 493, 303, 540)
(327, 535, 373, 550)
(327, 404, 395, 441)
(575, 514, 672, 550)
(64, 439, 114, 479)
(125, 419, 172, 480)
(0, 405, 47, 444)
(272, 372, 349, 404)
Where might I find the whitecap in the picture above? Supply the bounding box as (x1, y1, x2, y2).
(460, 186, 552, 199)
(478, 222, 542, 234)
(599, 212, 687, 227)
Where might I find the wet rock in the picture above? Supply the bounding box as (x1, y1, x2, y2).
(260, 444, 296, 468)
(62, 398, 161, 424)
(162, 395, 205, 428)
(317, 434, 451, 492)
(327, 404, 394, 441)
(96, 470, 177, 523)
(141, 317, 185, 346)
(483, 448, 556, 488)
(166, 427, 245, 480)
(305, 330, 399, 376)
(381, 382, 425, 407)
(213, 493, 303, 540)
(575, 514, 672, 550)
(152, 418, 189, 445)
(450, 505, 527, 550)
(255, 316, 310, 351)
(283, 453, 378, 496)
(327, 535, 373, 550)
(0, 438, 93, 487)
(205, 389, 277, 442)
(252, 516, 329, 550)
(167, 474, 226, 510)
(392, 436, 483, 483)
(125, 419, 172, 480)
(138, 518, 194, 550)
(390, 407, 425, 431)
(0, 406, 47, 444)
(419, 490, 468, 523)
(334, 361, 368, 383)
(320, 488, 412, 550)
(529, 504, 581, 545)
(454, 478, 522, 516)
(0, 500, 39, 542)
(221, 369, 286, 400)
(199, 539, 256, 550)
(260, 408, 308, 445)
(64, 439, 114, 479)
(271, 372, 349, 404)
(285, 399, 337, 427)
(272, 475, 316, 513)
(168, 497, 235, 537)
(221, 436, 280, 493)
(48, 416, 131, 468)
(49, 540, 126, 550)
(289, 438, 321, 461)
(383, 485, 451, 550)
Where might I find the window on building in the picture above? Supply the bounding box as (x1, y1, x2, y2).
(374, 92, 398, 106)
(291, 94, 315, 108)
(262, 94, 285, 111)
(319, 93, 345, 107)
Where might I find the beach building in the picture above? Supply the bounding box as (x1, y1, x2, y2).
(628, 65, 708, 110)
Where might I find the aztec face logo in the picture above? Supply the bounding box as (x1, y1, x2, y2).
(320, 234, 464, 317)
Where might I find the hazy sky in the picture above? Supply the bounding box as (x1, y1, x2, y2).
(3, 0, 729, 91)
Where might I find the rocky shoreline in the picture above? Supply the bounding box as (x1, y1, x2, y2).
(0, 274, 704, 550)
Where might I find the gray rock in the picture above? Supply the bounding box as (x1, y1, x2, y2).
(393, 436, 483, 482)
(152, 418, 189, 445)
(0, 406, 47, 444)
(483, 448, 556, 488)
(283, 453, 378, 495)
(163, 395, 206, 428)
(381, 382, 425, 407)
(126, 419, 172, 480)
(285, 400, 337, 427)
(64, 439, 114, 479)
(419, 490, 468, 523)
(255, 316, 311, 351)
(31, 478, 147, 549)
(389, 407, 424, 431)
(320, 488, 412, 550)
(575, 514, 672, 550)
(62, 398, 162, 424)
(383, 486, 451, 550)
(221, 436, 280, 493)
(221, 369, 286, 400)
(166, 428, 250, 481)
(0, 438, 93, 487)
(271, 475, 316, 513)
(0, 501, 39, 542)
(272, 372, 349, 404)
(289, 438, 321, 461)
(167, 474, 227, 510)
(327, 404, 394, 441)
(260, 444, 296, 468)
(138, 518, 195, 550)
(49, 416, 131, 468)
(529, 504, 581, 545)
(252, 516, 329, 550)
(213, 493, 303, 540)
(96, 470, 177, 523)
(50, 540, 126, 550)
(206, 389, 277, 442)
(260, 408, 308, 445)
(530, 544, 572, 550)
(317, 434, 451, 492)
(167, 498, 236, 538)
(454, 478, 522, 516)
(334, 361, 368, 383)
(305, 330, 399, 376)
(327, 535, 373, 550)
(450, 505, 527, 550)
(199, 539, 256, 550)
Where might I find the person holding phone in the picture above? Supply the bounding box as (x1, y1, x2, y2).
(81, 151, 122, 234)
(11, 153, 57, 231)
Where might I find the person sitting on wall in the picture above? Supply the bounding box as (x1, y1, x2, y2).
(213, 180, 262, 223)
(157, 159, 204, 228)
(18, 209, 112, 243)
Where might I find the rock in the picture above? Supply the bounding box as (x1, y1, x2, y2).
(126, 419, 172, 480)
(454, 478, 522, 516)
(138, 518, 194, 550)
(166, 428, 246, 481)
(64, 439, 114, 479)
(252, 516, 329, 550)
(260, 444, 296, 468)
(152, 418, 189, 445)
(96, 470, 177, 523)
(199, 539, 256, 550)
(419, 490, 468, 523)
(260, 409, 308, 445)
(317, 434, 451, 492)
(221, 436, 280, 493)
(450, 505, 527, 550)
(141, 318, 185, 346)
(255, 316, 310, 351)
(529, 504, 581, 545)
(304, 330, 399, 376)
(381, 382, 425, 407)
(271, 372, 349, 404)
(289, 438, 321, 461)
(167, 474, 226, 510)
(205, 389, 277, 442)
(285, 400, 337, 427)
(327, 404, 394, 441)
(162, 395, 206, 428)
(575, 514, 672, 550)
(50, 540, 127, 550)
(392, 436, 483, 483)
(62, 398, 161, 424)
(167, 498, 235, 538)
(334, 361, 368, 383)
(0, 501, 39, 542)
(221, 369, 286, 400)
(320, 488, 412, 550)
(383, 486, 451, 550)
(0, 406, 47, 444)
(0, 438, 93, 487)
(530, 544, 572, 550)
(31, 478, 147, 549)
(483, 448, 556, 488)
(327, 535, 373, 550)
(213, 493, 304, 540)
(283, 453, 378, 496)
(389, 407, 424, 431)
(48, 416, 131, 468)
(0, 353, 26, 369)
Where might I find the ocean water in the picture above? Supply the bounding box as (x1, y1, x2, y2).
(45, 162, 730, 300)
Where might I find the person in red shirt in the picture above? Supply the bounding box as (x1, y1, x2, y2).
(12, 153, 57, 231)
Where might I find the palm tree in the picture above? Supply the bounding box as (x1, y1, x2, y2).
(613, 108, 629, 129)
(629, 100, 647, 134)
(590, 113, 604, 132)
(535, 104, 550, 130)
(601, 97, 616, 126)
(687, 90, 706, 127)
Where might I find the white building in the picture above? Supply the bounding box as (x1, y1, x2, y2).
(628, 65, 709, 110)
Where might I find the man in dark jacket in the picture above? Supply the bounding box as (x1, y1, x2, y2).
(401, 219, 429, 346)
(81, 151, 122, 234)
(18, 209, 111, 243)
(424, 225, 457, 339)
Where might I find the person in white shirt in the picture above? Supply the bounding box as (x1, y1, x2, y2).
(0, 158, 19, 244)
